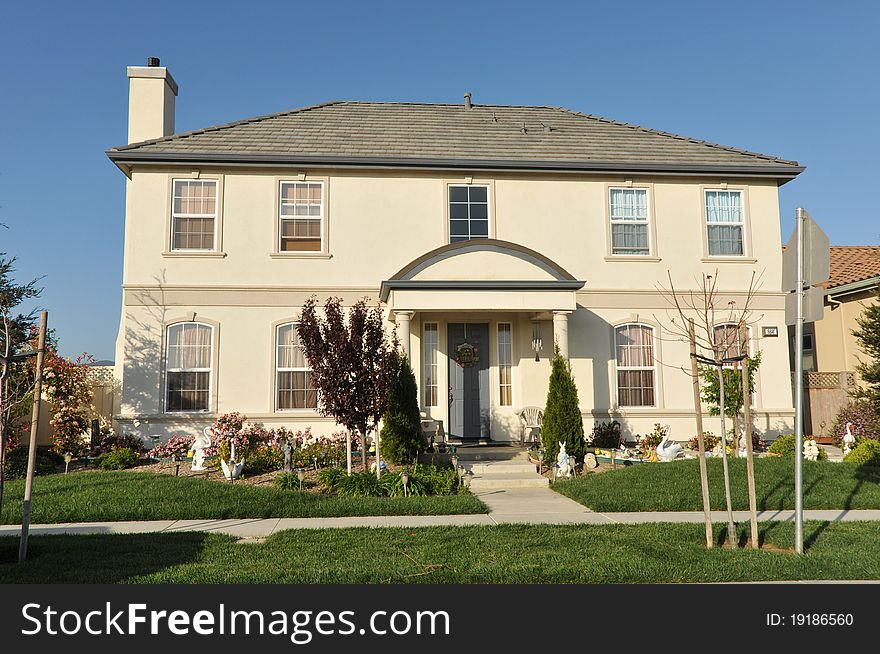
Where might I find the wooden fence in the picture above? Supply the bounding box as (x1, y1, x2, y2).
(794, 371, 857, 438)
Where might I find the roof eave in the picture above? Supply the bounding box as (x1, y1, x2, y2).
(105, 150, 805, 180)
(827, 276, 880, 298)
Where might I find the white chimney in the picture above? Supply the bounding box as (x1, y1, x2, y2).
(127, 57, 178, 144)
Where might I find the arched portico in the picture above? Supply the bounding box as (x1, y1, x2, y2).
(382, 239, 585, 443)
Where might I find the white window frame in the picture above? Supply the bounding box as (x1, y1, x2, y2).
(275, 322, 317, 412)
(423, 322, 439, 407)
(609, 187, 651, 256)
(614, 323, 657, 408)
(278, 180, 325, 253)
(170, 179, 219, 252)
(164, 322, 213, 414)
(705, 189, 746, 257)
(497, 322, 513, 407)
(448, 184, 491, 243)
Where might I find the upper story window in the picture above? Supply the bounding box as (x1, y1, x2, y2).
(171, 179, 218, 251)
(276, 323, 317, 410)
(609, 188, 650, 255)
(449, 185, 489, 243)
(615, 323, 656, 407)
(279, 181, 324, 252)
(706, 190, 744, 256)
(165, 322, 213, 412)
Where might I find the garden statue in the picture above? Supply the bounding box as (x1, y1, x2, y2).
(656, 425, 684, 462)
(283, 437, 293, 472)
(220, 456, 245, 480)
(584, 452, 598, 469)
(191, 428, 211, 471)
(370, 459, 388, 473)
(843, 421, 856, 457)
(804, 438, 820, 462)
(556, 442, 572, 478)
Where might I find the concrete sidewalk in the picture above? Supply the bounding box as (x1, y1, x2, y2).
(3, 487, 880, 538)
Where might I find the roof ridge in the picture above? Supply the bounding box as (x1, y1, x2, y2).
(111, 100, 345, 151)
(554, 106, 799, 166)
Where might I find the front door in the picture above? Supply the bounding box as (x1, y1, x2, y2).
(448, 323, 490, 440)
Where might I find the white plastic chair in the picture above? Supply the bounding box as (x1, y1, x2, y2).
(517, 406, 544, 445)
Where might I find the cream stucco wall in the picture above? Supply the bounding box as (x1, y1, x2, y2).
(813, 289, 876, 373)
(115, 166, 795, 442)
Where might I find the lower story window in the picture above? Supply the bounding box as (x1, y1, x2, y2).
(165, 322, 213, 412)
(497, 323, 512, 406)
(615, 323, 656, 407)
(276, 323, 317, 410)
(423, 322, 439, 406)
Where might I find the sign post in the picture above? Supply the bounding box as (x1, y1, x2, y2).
(783, 210, 829, 554)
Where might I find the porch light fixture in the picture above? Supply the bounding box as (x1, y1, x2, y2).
(400, 470, 410, 497)
(296, 467, 306, 491)
(531, 322, 543, 361)
(64, 452, 73, 474)
(451, 454, 459, 471)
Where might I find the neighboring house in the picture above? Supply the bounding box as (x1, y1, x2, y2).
(793, 246, 880, 436)
(107, 59, 803, 444)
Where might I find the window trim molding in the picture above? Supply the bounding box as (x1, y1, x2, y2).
(611, 319, 663, 409)
(162, 316, 220, 415)
(701, 185, 752, 259)
(604, 183, 657, 258)
(273, 176, 331, 257)
(166, 175, 224, 254)
(271, 317, 319, 414)
(444, 179, 495, 244)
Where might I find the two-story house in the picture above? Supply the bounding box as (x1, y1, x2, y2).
(107, 59, 803, 444)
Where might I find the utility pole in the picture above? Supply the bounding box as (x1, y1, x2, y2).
(19, 310, 47, 563)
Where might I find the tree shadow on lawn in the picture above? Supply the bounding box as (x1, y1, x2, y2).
(756, 468, 822, 511)
(0, 532, 214, 583)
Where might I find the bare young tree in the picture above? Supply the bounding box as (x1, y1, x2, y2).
(656, 269, 763, 549)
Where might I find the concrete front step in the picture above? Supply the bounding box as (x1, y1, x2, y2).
(464, 462, 538, 474)
(469, 473, 550, 490)
(455, 449, 531, 462)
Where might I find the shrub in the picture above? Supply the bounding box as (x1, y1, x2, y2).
(411, 464, 459, 495)
(379, 354, 424, 464)
(687, 432, 719, 451)
(335, 471, 382, 498)
(274, 472, 306, 491)
(590, 421, 622, 448)
(147, 435, 195, 459)
(379, 470, 428, 497)
(768, 433, 828, 460)
(541, 345, 585, 464)
(293, 438, 347, 469)
(639, 423, 667, 451)
(247, 447, 284, 474)
(830, 400, 880, 446)
(316, 467, 346, 493)
(96, 447, 139, 470)
(3, 446, 63, 480)
(92, 432, 145, 456)
(844, 440, 880, 467)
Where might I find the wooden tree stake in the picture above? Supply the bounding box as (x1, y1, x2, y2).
(741, 325, 759, 549)
(689, 319, 714, 548)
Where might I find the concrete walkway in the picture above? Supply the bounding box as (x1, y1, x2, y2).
(3, 487, 880, 538)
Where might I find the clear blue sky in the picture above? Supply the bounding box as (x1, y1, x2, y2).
(1, 1, 878, 359)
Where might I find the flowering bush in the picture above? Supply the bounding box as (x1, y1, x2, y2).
(639, 423, 668, 451)
(91, 431, 145, 456)
(147, 434, 194, 459)
(687, 432, 720, 451)
(43, 352, 96, 456)
(830, 400, 880, 446)
(292, 431, 351, 468)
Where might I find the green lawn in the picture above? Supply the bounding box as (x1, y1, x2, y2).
(1, 521, 877, 583)
(553, 458, 880, 512)
(0, 471, 486, 524)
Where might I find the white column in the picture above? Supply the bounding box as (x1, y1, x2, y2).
(553, 311, 571, 360)
(394, 311, 415, 362)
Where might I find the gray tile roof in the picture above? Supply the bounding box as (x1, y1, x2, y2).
(107, 101, 803, 177)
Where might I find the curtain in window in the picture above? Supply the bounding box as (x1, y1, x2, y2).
(610, 189, 649, 254)
(276, 323, 308, 369)
(615, 324, 655, 407)
(706, 191, 744, 255)
(167, 323, 212, 369)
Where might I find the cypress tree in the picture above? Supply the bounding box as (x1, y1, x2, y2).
(541, 344, 585, 464)
(853, 289, 880, 410)
(380, 353, 424, 464)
